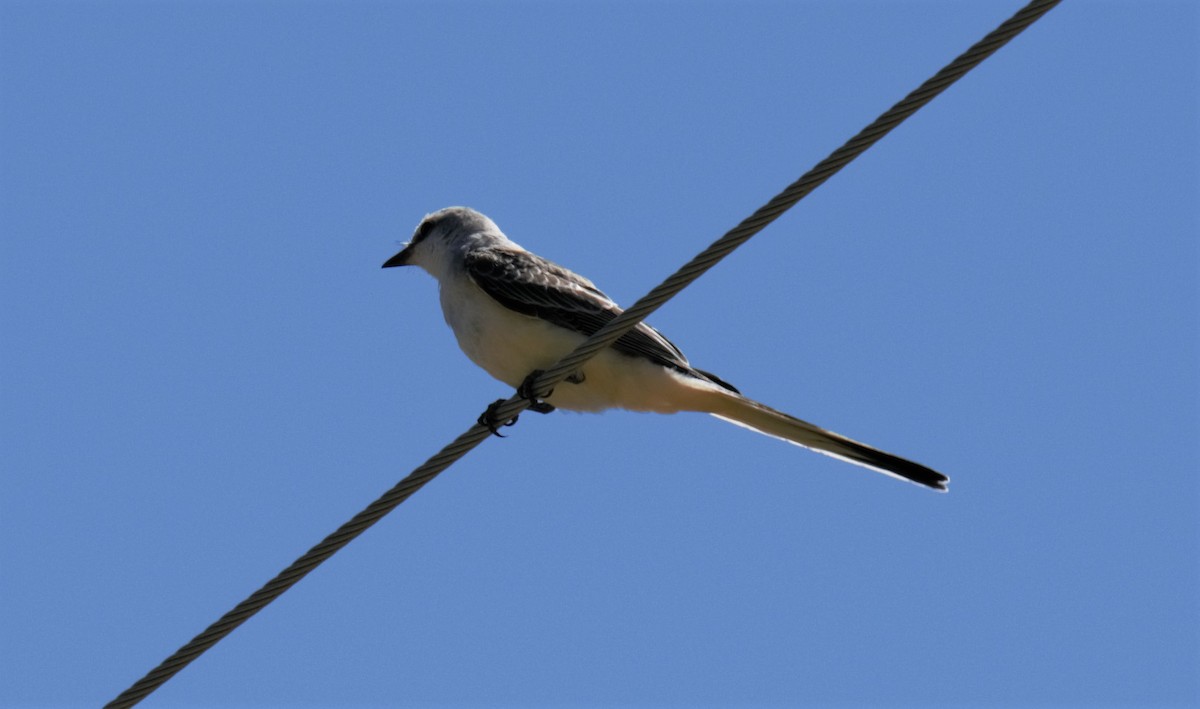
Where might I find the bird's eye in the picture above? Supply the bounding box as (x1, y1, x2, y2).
(413, 217, 439, 244)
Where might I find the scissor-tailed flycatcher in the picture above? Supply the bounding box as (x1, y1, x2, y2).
(383, 206, 947, 491)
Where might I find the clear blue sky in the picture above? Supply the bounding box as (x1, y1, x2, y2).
(2, 1, 1196, 707)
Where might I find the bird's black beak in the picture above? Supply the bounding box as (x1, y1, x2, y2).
(381, 244, 414, 268)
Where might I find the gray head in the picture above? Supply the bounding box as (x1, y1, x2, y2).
(382, 207, 506, 276)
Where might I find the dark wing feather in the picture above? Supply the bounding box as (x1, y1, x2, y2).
(465, 247, 701, 376)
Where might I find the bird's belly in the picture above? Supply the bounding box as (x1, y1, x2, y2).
(545, 349, 709, 414)
(438, 281, 704, 414)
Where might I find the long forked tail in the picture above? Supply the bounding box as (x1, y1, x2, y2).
(704, 390, 948, 491)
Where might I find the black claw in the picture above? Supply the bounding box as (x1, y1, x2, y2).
(517, 370, 553, 405)
(478, 399, 519, 437)
(566, 371, 586, 385)
(528, 401, 556, 414)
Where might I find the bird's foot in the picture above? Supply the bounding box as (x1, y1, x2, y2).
(478, 399, 519, 437)
(517, 370, 555, 413)
(566, 371, 586, 385)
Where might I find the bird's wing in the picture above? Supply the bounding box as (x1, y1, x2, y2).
(464, 247, 695, 374)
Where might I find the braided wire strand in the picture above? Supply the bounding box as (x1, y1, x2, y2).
(105, 1, 1060, 706)
(529, 0, 1061, 399)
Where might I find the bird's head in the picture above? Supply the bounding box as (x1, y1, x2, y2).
(382, 206, 503, 277)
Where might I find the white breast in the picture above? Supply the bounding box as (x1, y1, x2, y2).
(437, 274, 584, 388)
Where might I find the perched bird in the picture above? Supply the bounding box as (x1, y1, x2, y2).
(383, 207, 947, 491)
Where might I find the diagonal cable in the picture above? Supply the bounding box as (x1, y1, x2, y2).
(105, 1, 1061, 706)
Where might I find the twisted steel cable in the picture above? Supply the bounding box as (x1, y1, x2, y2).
(106, 1, 1060, 706)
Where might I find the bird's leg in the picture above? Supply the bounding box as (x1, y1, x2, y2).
(478, 399, 519, 437)
(517, 370, 556, 414)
